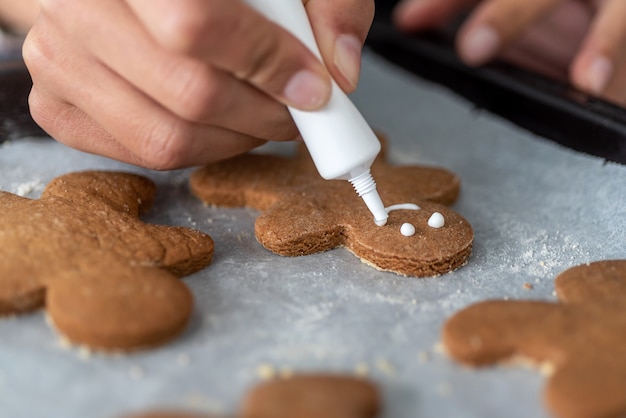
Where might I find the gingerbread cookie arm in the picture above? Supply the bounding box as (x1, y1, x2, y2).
(555, 260, 626, 305)
(374, 165, 461, 206)
(41, 171, 156, 216)
(442, 300, 567, 366)
(190, 155, 296, 211)
(136, 225, 215, 276)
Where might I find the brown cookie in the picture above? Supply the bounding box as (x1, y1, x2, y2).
(190, 137, 473, 277)
(240, 374, 380, 418)
(0, 171, 214, 351)
(442, 260, 626, 418)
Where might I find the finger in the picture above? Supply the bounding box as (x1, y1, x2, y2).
(601, 65, 626, 105)
(36, 0, 298, 141)
(570, 0, 626, 98)
(124, 0, 331, 110)
(304, 0, 374, 92)
(502, 1, 591, 75)
(392, 0, 475, 32)
(23, 21, 265, 169)
(28, 89, 143, 166)
(0, 0, 39, 33)
(457, 0, 562, 66)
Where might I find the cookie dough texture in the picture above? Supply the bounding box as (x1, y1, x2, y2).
(442, 260, 626, 418)
(0, 171, 214, 351)
(190, 139, 473, 277)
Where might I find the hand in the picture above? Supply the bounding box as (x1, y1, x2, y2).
(23, 0, 374, 169)
(393, 0, 626, 105)
(0, 0, 38, 33)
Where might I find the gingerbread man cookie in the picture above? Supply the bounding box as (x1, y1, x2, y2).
(240, 374, 380, 418)
(118, 374, 379, 418)
(0, 171, 214, 351)
(190, 138, 473, 277)
(443, 260, 626, 418)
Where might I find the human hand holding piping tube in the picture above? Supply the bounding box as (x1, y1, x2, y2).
(19, 0, 374, 169)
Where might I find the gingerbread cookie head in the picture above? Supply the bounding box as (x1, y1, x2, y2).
(0, 171, 214, 351)
(190, 138, 473, 277)
(240, 374, 380, 418)
(442, 260, 626, 418)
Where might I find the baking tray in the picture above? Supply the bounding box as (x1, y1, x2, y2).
(2, 37, 626, 418)
(367, 0, 626, 164)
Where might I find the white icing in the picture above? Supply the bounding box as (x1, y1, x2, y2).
(400, 223, 416, 237)
(428, 212, 445, 228)
(385, 203, 420, 213)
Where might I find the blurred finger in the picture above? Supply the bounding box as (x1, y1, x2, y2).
(500, 1, 592, 80)
(570, 0, 626, 98)
(393, 0, 475, 31)
(457, 0, 561, 66)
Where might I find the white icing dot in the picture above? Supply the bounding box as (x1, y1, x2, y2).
(400, 223, 416, 237)
(428, 212, 445, 228)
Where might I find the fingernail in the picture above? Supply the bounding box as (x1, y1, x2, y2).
(588, 55, 612, 94)
(334, 34, 362, 89)
(461, 26, 500, 66)
(283, 70, 329, 109)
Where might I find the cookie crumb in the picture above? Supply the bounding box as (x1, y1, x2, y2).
(57, 336, 71, 349)
(523, 282, 533, 290)
(78, 346, 92, 360)
(433, 342, 446, 355)
(256, 364, 276, 380)
(355, 363, 369, 376)
(540, 362, 555, 376)
(14, 179, 43, 197)
(375, 358, 395, 376)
